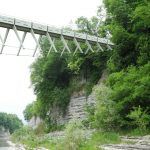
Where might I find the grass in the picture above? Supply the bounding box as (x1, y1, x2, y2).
(119, 128, 150, 137)
(12, 135, 57, 150)
(80, 131, 121, 150)
(127, 129, 150, 137)
(11, 126, 57, 150)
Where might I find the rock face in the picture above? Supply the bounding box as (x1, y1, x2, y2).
(67, 95, 87, 120)
(56, 92, 96, 125)
(101, 135, 150, 150)
(28, 71, 107, 128)
(60, 70, 106, 124)
(28, 116, 43, 129)
(28, 94, 90, 128)
(52, 94, 88, 125)
(27, 94, 90, 128)
(28, 92, 96, 128)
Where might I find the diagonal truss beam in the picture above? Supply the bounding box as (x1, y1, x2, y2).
(46, 32, 57, 53)
(60, 30, 71, 56)
(32, 34, 42, 57)
(13, 24, 25, 49)
(17, 31, 27, 56)
(0, 28, 9, 54)
(73, 37, 83, 55)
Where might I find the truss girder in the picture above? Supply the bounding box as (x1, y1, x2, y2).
(0, 15, 114, 56)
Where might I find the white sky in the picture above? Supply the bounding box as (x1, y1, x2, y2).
(0, 0, 101, 122)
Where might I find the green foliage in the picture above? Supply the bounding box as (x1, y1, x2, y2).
(108, 63, 150, 128)
(76, 16, 100, 35)
(80, 132, 121, 150)
(23, 103, 35, 121)
(11, 126, 56, 149)
(0, 112, 23, 133)
(127, 106, 150, 131)
(107, 25, 137, 71)
(23, 100, 44, 121)
(132, 2, 150, 33)
(126, 128, 150, 137)
(104, 0, 150, 128)
(30, 52, 72, 119)
(11, 126, 34, 142)
(92, 84, 121, 131)
(56, 120, 85, 150)
(85, 63, 150, 131)
(68, 51, 111, 95)
(34, 122, 47, 135)
(104, 0, 150, 71)
(83, 104, 95, 128)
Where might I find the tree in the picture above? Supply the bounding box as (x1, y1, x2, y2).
(0, 112, 23, 133)
(93, 84, 121, 131)
(104, 0, 150, 72)
(30, 38, 74, 123)
(108, 63, 150, 128)
(23, 103, 35, 121)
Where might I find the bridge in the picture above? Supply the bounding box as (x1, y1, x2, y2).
(0, 15, 113, 57)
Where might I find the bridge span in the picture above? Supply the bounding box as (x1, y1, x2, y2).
(0, 15, 113, 57)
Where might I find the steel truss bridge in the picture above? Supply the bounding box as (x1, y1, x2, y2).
(0, 15, 113, 57)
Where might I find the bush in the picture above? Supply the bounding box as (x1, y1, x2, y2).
(127, 106, 150, 131)
(11, 126, 35, 143)
(83, 104, 96, 128)
(11, 126, 55, 149)
(56, 120, 85, 150)
(93, 84, 121, 131)
(34, 122, 47, 135)
(108, 63, 150, 128)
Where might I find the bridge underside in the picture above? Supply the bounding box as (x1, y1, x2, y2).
(0, 15, 113, 57)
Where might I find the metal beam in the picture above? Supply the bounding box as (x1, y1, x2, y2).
(0, 28, 9, 54)
(17, 31, 27, 56)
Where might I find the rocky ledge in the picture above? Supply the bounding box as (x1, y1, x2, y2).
(101, 135, 150, 150)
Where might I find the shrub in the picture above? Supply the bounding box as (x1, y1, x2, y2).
(127, 106, 150, 131)
(56, 120, 85, 150)
(11, 126, 35, 142)
(83, 104, 96, 128)
(108, 63, 150, 128)
(34, 122, 47, 135)
(92, 84, 121, 131)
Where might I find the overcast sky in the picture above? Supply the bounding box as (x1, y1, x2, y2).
(0, 0, 101, 121)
